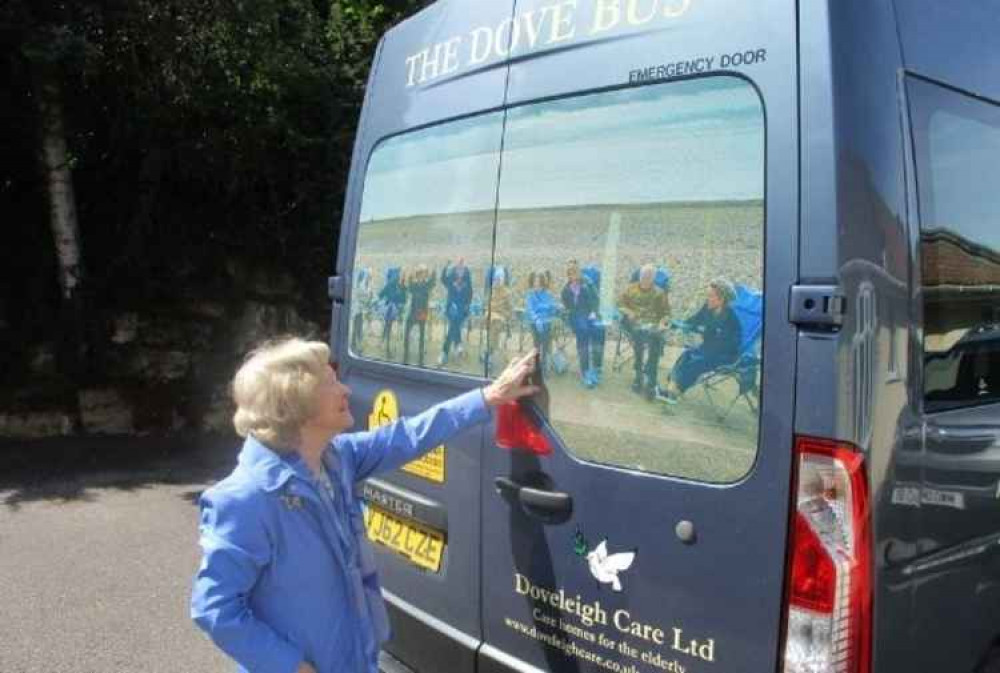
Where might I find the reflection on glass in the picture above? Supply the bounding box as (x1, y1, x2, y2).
(912, 79, 1000, 411)
(489, 77, 765, 483)
(350, 114, 504, 376)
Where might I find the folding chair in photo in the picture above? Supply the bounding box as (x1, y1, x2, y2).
(609, 309, 633, 374)
(549, 311, 575, 376)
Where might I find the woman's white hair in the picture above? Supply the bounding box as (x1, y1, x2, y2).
(709, 278, 736, 304)
(232, 337, 330, 450)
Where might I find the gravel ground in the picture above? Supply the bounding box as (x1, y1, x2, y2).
(0, 435, 237, 673)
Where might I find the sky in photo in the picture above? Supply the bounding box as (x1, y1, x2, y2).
(359, 76, 764, 222)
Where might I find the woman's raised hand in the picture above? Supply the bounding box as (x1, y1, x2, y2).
(483, 349, 542, 407)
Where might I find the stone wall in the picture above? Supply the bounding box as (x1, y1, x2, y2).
(0, 265, 325, 440)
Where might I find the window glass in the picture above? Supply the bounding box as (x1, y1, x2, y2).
(487, 77, 765, 483)
(350, 114, 503, 375)
(910, 78, 1000, 412)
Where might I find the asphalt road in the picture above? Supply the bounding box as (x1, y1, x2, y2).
(0, 435, 238, 673)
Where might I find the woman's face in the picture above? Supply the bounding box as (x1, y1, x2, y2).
(567, 265, 580, 282)
(706, 286, 723, 311)
(305, 364, 353, 436)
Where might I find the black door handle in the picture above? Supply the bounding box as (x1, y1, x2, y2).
(494, 477, 573, 524)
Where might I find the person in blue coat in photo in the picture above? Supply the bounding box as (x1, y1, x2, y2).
(377, 267, 406, 359)
(191, 338, 539, 673)
(525, 270, 560, 370)
(561, 259, 604, 388)
(438, 259, 473, 366)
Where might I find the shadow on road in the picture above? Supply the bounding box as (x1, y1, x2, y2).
(0, 433, 240, 511)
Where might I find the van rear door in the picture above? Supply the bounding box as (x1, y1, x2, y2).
(479, 2, 798, 672)
(332, 3, 514, 672)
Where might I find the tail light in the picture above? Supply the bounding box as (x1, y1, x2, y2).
(782, 436, 872, 673)
(495, 402, 552, 455)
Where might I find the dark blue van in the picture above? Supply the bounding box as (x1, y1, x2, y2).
(328, 1, 1000, 672)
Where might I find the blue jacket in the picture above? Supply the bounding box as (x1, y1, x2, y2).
(441, 265, 472, 320)
(525, 288, 560, 330)
(685, 304, 742, 365)
(191, 390, 491, 673)
(377, 280, 406, 321)
(561, 280, 599, 333)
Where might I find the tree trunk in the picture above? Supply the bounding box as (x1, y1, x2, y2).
(37, 71, 83, 306)
(35, 64, 86, 425)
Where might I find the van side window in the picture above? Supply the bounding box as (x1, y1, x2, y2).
(909, 78, 1000, 412)
(349, 114, 504, 375)
(488, 77, 765, 483)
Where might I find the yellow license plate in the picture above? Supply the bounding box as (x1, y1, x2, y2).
(364, 505, 445, 573)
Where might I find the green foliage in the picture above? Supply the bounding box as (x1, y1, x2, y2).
(2, 0, 430, 305)
(0, 0, 430, 386)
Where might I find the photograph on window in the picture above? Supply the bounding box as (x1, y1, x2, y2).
(351, 113, 503, 376)
(488, 77, 765, 482)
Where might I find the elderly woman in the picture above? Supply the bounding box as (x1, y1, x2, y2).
(191, 338, 538, 673)
(662, 279, 742, 402)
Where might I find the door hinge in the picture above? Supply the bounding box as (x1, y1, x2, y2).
(789, 284, 845, 329)
(328, 275, 345, 303)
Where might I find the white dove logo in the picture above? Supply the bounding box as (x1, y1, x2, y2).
(585, 539, 636, 592)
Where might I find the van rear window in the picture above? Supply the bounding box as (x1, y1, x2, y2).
(909, 77, 1000, 413)
(348, 76, 766, 483)
(490, 77, 765, 483)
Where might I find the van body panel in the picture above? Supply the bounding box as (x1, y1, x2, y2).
(796, 0, 837, 285)
(906, 409, 1000, 672)
(475, 2, 798, 672)
(894, 1, 1000, 103)
(499, 1, 781, 106)
(381, 590, 480, 673)
(900, 58, 1000, 671)
(797, 2, 921, 672)
(794, 2, 1000, 670)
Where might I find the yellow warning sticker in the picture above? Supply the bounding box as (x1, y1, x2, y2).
(368, 390, 399, 429)
(400, 445, 445, 483)
(368, 389, 446, 484)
